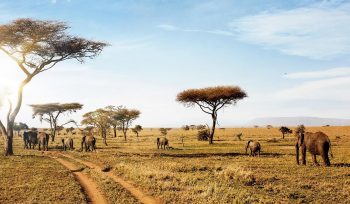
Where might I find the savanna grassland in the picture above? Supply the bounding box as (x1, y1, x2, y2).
(1, 126, 350, 204)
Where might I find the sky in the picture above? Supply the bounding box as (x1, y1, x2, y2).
(1, 0, 350, 128)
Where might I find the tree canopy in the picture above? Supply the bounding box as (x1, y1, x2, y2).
(279, 126, 293, 139)
(0, 19, 107, 76)
(30, 103, 82, 141)
(177, 86, 247, 144)
(113, 107, 141, 141)
(81, 108, 111, 146)
(131, 125, 143, 138)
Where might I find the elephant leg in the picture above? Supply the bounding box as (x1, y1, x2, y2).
(321, 152, 331, 166)
(301, 147, 307, 165)
(312, 155, 319, 166)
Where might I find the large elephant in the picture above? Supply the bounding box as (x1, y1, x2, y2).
(81, 135, 96, 152)
(296, 129, 333, 166)
(157, 137, 169, 150)
(62, 138, 74, 151)
(23, 131, 38, 149)
(245, 140, 261, 156)
(37, 132, 49, 151)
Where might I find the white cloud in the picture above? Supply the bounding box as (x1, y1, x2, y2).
(274, 76, 350, 101)
(230, 2, 350, 59)
(284, 67, 350, 79)
(157, 24, 178, 31)
(157, 24, 235, 37)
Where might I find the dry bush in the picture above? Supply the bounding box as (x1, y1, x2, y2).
(197, 129, 209, 141)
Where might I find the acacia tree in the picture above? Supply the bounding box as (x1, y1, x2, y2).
(279, 126, 292, 139)
(30, 103, 83, 141)
(159, 128, 168, 137)
(81, 109, 111, 146)
(0, 18, 107, 155)
(113, 107, 140, 141)
(177, 86, 247, 144)
(105, 105, 122, 138)
(131, 125, 143, 138)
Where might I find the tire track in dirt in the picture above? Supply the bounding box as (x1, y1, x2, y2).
(49, 156, 108, 204)
(60, 153, 162, 204)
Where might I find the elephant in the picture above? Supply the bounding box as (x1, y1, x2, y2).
(23, 132, 29, 149)
(296, 130, 333, 166)
(62, 138, 74, 151)
(37, 132, 49, 151)
(23, 131, 38, 149)
(157, 137, 169, 150)
(245, 140, 261, 156)
(81, 135, 96, 152)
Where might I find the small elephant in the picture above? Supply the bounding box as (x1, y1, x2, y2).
(37, 132, 49, 151)
(81, 135, 96, 152)
(157, 137, 169, 150)
(23, 131, 38, 149)
(245, 140, 261, 156)
(62, 138, 74, 151)
(296, 128, 333, 166)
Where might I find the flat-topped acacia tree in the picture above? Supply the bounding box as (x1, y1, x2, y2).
(177, 86, 247, 144)
(113, 107, 141, 141)
(0, 18, 107, 155)
(30, 103, 83, 142)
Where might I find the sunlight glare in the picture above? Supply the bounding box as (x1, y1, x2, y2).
(0, 51, 25, 105)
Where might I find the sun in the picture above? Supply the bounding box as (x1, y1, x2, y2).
(0, 52, 24, 100)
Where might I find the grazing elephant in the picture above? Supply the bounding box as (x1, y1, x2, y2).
(23, 131, 38, 149)
(245, 140, 261, 156)
(81, 135, 96, 152)
(62, 138, 74, 151)
(296, 130, 333, 166)
(157, 137, 169, 150)
(37, 132, 49, 151)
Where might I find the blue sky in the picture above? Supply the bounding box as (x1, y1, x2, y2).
(1, 0, 350, 127)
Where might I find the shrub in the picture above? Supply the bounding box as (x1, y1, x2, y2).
(197, 129, 209, 141)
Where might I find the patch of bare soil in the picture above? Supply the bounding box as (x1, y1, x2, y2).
(50, 155, 108, 204)
(60, 153, 162, 204)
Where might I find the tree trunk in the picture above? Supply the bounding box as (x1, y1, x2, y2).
(4, 126, 14, 155)
(103, 136, 107, 146)
(282, 133, 285, 139)
(209, 114, 217, 144)
(101, 129, 107, 146)
(113, 126, 117, 138)
(123, 131, 127, 141)
(3, 77, 31, 156)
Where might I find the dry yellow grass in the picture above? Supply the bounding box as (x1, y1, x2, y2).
(1, 126, 350, 203)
